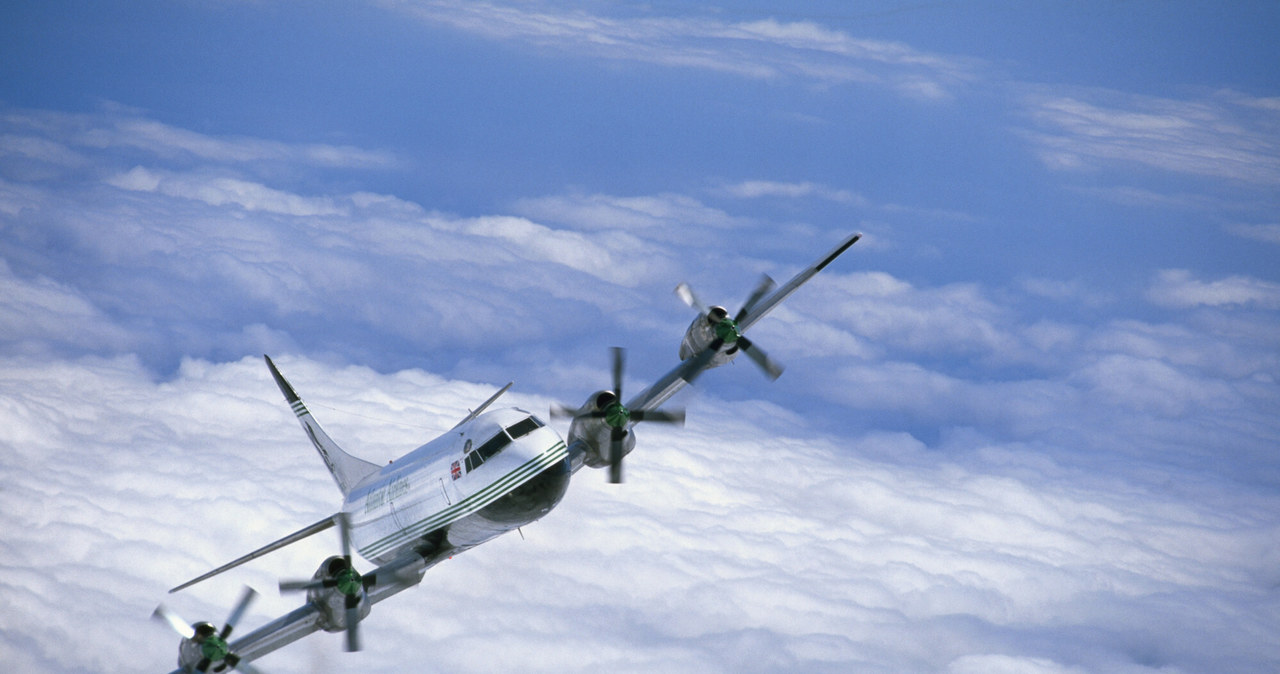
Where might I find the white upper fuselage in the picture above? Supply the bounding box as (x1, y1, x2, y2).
(343, 407, 569, 565)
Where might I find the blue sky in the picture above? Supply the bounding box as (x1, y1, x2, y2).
(2, 2, 1279, 673)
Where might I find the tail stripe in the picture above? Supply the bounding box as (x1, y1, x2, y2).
(265, 355, 381, 496)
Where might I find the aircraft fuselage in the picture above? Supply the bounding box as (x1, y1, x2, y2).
(345, 407, 571, 565)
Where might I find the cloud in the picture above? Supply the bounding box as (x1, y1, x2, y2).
(718, 180, 865, 205)
(513, 192, 744, 236)
(0, 112, 712, 371)
(1226, 223, 1280, 245)
(108, 166, 348, 217)
(4, 355, 1278, 673)
(378, 0, 975, 97)
(945, 654, 1090, 674)
(1148, 269, 1280, 309)
(0, 259, 134, 358)
(745, 264, 1280, 492)
(790, 271, 1020, 358)
(1021, 88, 1280, 185)
(1, 105, 400, 172)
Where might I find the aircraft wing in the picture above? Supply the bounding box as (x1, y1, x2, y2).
(223, 547, 444, 667)
(738, 232, 860, 333)
(624, 352, 703, 415)
(627, 232, 861, 413)
(170, 515, 336, 593)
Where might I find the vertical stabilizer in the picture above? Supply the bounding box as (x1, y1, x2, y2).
(264, 355, 380, 495)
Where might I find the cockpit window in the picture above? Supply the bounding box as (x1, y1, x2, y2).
(505, 416, 543, 440)
(466, 432, 506, 472)
(463, 416, 545, 474)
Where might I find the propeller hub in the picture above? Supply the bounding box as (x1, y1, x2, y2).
(604, 403, 630, 429)
(335, 567, 363, 596)
(713, 318, 742, 344)
(200, 635, 231, 663)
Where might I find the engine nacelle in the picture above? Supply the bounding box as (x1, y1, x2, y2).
(176, 622, 232, 671)
(306, 555, 371, 633)
(678, 306, 738, 370)
(566, 390, 637, 469)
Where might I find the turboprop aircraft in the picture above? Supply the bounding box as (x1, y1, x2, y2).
(153, 232, 861, 672)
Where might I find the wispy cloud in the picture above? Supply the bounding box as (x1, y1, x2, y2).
(513, 191, 744, 235)
(1022, 88, 1280, 185)
(1148, 269, 1280, 309)
(717, 179, 865, 205)
(107, 166, 348, 217)
(378, 0, 975, 98)
(1, 105, 400, 171)
(1227, 222, 1280, 245)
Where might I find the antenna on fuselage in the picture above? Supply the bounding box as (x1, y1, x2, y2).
(451, 382, 514, 430)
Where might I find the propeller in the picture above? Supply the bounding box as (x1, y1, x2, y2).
(552, 347, 685, 483)
(279, 513, 372, 652)
(153, 586, 259, 672)
(676, 274, 785, 381)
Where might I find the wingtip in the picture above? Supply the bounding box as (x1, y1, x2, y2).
(815, 232, 862, 272)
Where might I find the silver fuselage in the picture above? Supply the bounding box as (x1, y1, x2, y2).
(344, 407, 571, 565)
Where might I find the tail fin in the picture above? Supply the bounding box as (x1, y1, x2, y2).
(264, 355, 380, 495)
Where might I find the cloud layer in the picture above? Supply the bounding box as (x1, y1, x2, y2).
(2, 355, 1278, 673)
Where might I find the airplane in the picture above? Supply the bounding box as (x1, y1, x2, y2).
(153, 232, 862, 672)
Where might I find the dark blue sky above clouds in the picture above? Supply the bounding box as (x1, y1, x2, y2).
(2, 2, 1279, 672)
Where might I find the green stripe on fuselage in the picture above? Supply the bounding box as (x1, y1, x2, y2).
(360, 440, 567, 558)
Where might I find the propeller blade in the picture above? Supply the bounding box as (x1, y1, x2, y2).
(608, 428, 625, 484)
(736, 274, 776, 323)
(610, 346, 625, 403)
(631, 409, 685, 424)
(279, 578, 325, 592)
(738, 337, 784, 380)
(220, 586, 258, 640)
(675, 282, 711, 316)
(152, 605, 195, 640)
(550, 402, 586, 420)
(344, 594, 361, 652)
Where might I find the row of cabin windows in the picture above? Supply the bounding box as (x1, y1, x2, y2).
(464, 416, 545, 473)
